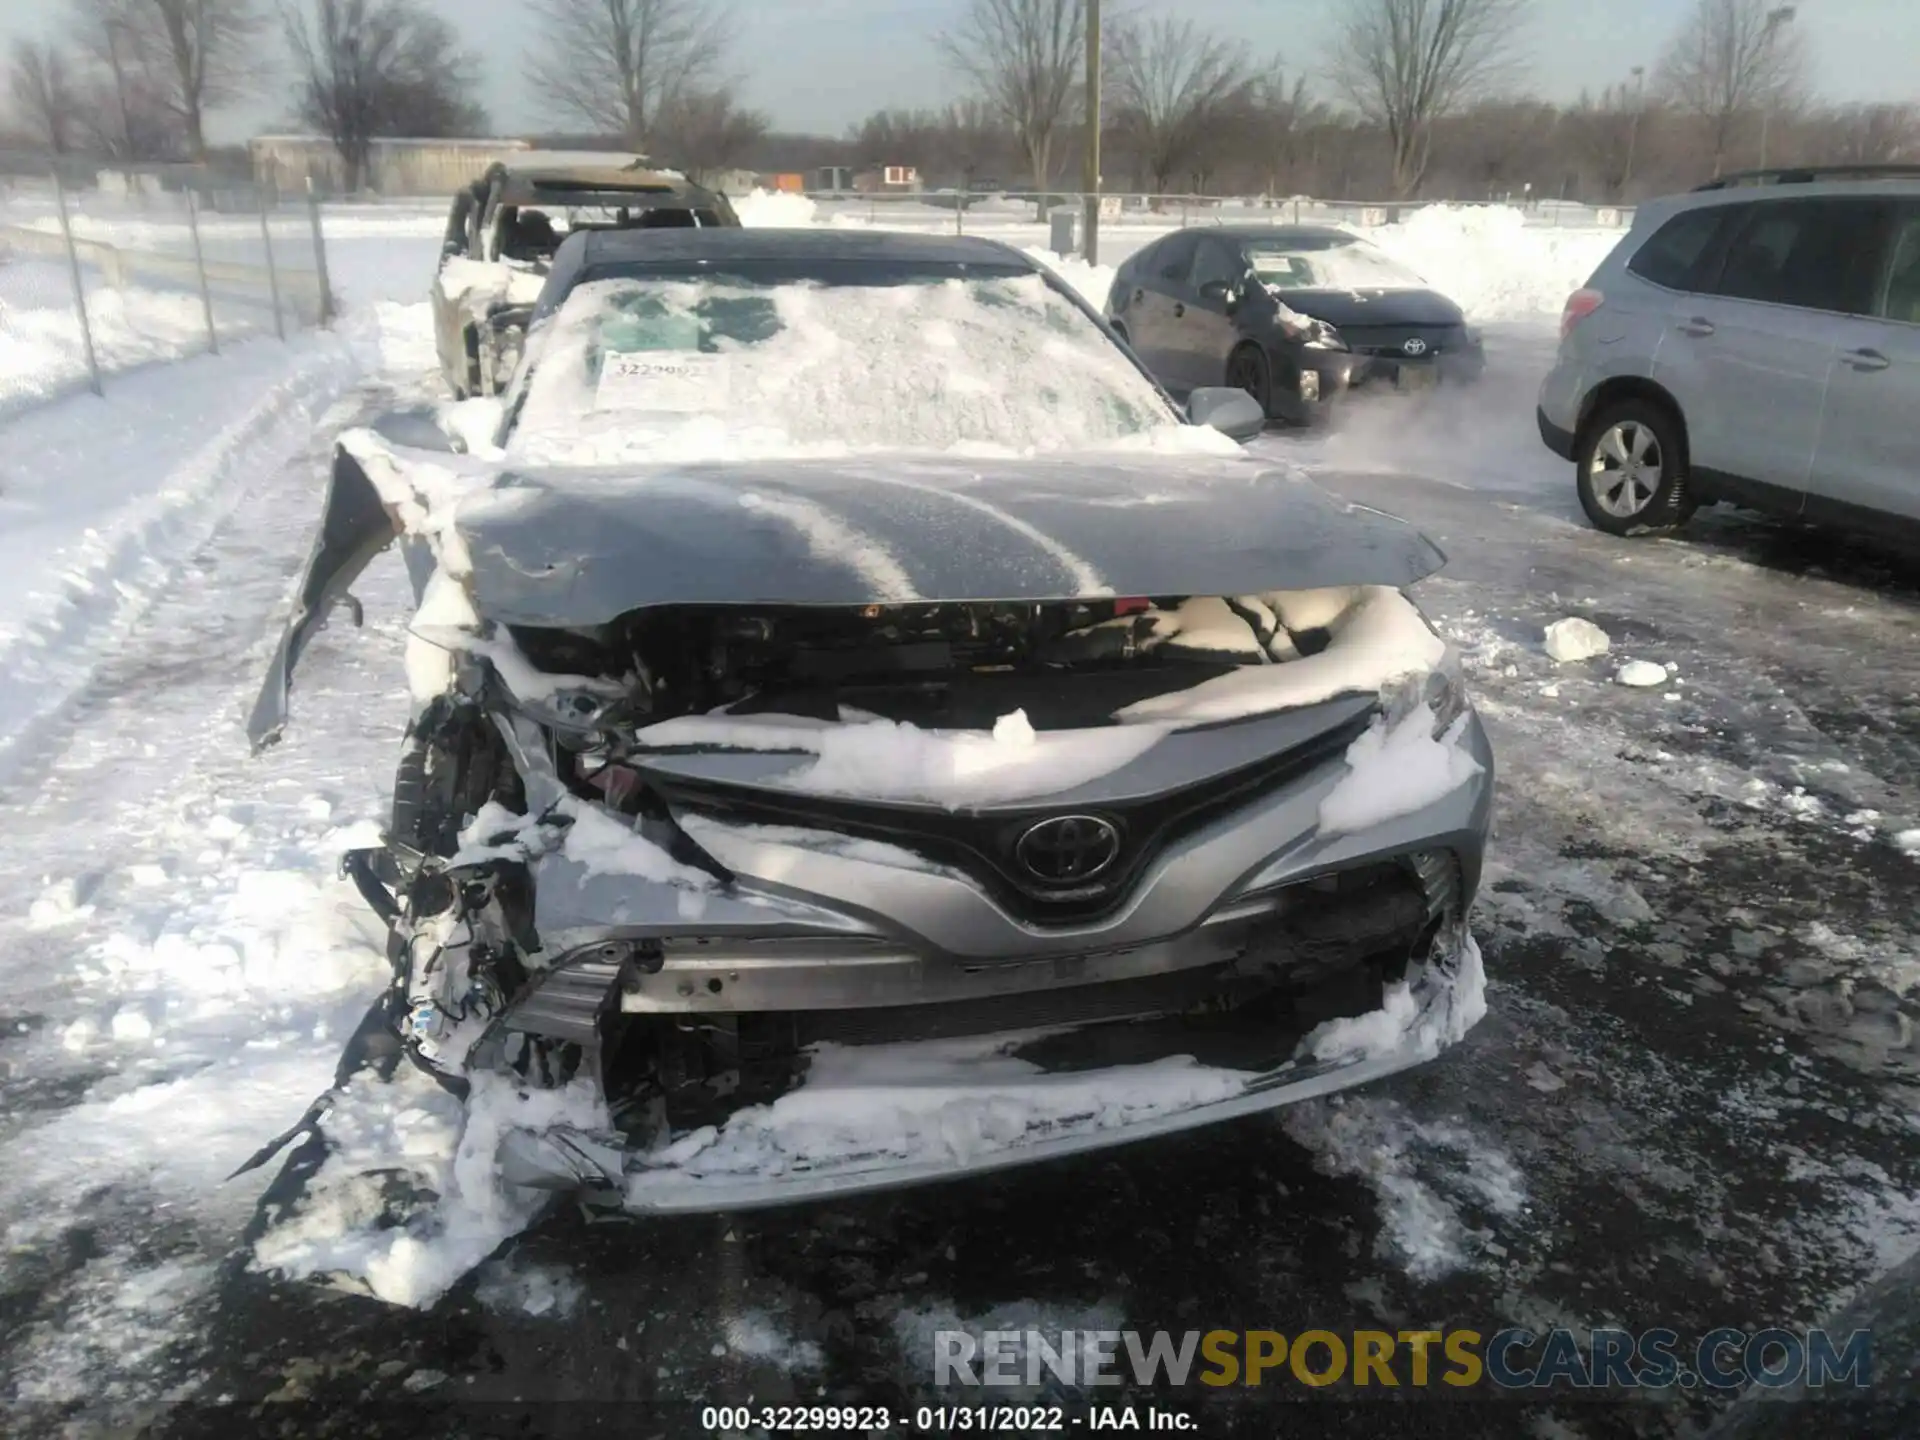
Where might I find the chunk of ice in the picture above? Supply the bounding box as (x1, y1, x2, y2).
(1616, 660, 1667, 688)
(1543, 617, 1610, 663)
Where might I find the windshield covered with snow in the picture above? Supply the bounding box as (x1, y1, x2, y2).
(1247, 237, 1427, 292)
(504, 262, 1183, 464)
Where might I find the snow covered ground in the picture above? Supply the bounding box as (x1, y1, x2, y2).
(0, 258, 231, 411)
(1, 189, 1917, 1433)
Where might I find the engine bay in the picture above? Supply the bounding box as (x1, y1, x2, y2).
(507, 595, 1332, 734)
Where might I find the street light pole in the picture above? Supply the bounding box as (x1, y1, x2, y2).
(1758, 6, 1796, 169)
(1082, 0, 1101, 265)
(1623, 66, 1645, 198)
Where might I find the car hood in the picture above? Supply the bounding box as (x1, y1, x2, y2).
(246, 441, 1448, 747)
(451, 453, 1444, 623)
(1269, 287, 1466, 330)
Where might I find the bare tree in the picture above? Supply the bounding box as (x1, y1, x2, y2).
(282, 0, 485, 192)
(1657, 0, 1806, 177)
(1242, 63, 1318, 197)
(1327, 0, 1529, 198)
(7, 39, 85, 154)
(656, 88, 769, 179)
(1106, 17, 1251, 194)
(68, 0, 156, 159)
(123, 0, 266, 161)
(845, 104, 1012, 187)
(1566, 81, 1650, 200)
(935, 0, 1084, 194)
(525, 0, 728, 152)
(1811, 103, 1920, 166)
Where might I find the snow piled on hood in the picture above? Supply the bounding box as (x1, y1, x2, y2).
(1020, 246, 1116, 312)
(1117, 587, 1446, 725)
(733, 188, 819, 227)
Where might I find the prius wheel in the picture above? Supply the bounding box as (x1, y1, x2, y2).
(1226, 344, 1272, 418)
(1576, 399, 1695, 536)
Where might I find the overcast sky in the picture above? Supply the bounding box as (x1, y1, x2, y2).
(4, 0, 1915, 142)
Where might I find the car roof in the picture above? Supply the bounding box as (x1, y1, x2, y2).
(1637, 175, 1920, 229)
(1125, 225, 1363, 261)
(487, 154, 714, 205)
(499, 151, 673, 179)
(1205, 224, 1361, 244)
(574, 227, 1039, 269)
(1690, 164, 1920, 192)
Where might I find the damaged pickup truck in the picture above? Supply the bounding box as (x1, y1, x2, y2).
(432, 152, 737, 399)
(249, 228, 1493, 1227)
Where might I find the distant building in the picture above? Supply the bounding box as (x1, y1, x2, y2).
(812, 166, 856, 193)
(689, 167, 761, 196)
(854, 164, 920, 193)
(249, 136, 532, 196)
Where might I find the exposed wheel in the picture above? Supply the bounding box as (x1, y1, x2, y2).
(1575, 398, 1696, 536)
(1226, 344, 1272, 418)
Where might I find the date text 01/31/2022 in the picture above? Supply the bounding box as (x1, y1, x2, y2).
(699, 1405, 1197, 1431)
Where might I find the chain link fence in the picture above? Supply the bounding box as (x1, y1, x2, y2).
(798, 189, 1634, 250)
(0, 168, 335, 412)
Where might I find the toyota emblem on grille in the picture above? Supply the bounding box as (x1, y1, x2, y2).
(1402, 337, 1429, 356)
(1015, 814, 1121, 884)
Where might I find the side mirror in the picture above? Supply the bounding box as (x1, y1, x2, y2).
(1198, 279, 1239, 310)
(1187, 386, 1267, 443)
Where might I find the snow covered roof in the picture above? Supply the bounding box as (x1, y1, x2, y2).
(570, 227, 1026, 270)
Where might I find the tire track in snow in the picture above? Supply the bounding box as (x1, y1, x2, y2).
(0, 328, 437, 1404)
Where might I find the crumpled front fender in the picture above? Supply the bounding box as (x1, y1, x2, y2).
(247, 445, 399, 750)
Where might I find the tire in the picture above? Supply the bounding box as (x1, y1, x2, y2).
(1575, 398, 1696, 536)
(1225, 343, 1273, 419)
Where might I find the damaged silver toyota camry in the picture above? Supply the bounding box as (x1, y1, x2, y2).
(246, 228, 1493, 1235)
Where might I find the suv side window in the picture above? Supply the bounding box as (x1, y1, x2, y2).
(1705, 199, 1890, 315)
(1879, 205, 1920, 324)
(1627, 205, 1738, 290)
(1189, 238, 1244, 292)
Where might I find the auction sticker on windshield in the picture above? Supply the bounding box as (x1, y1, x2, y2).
(596, 351, 731, 411)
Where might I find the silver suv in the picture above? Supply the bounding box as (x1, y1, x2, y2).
(1537, 167, 1920, 543)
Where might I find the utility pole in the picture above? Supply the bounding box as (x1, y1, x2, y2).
(1622, 66, 1645, 199)
(1758, 6, 1796, 169)
(1082, 0, 1101, 265)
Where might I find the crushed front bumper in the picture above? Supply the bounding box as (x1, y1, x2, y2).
(493, 924, 1486, 1213)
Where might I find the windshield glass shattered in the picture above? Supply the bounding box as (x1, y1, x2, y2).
(506, 266, 1183, 464)
(1247, 237, 1427, 292)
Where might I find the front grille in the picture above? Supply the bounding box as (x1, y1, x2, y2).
(645, 710, 1376, 925)
(1345, 325, 1461, 359)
